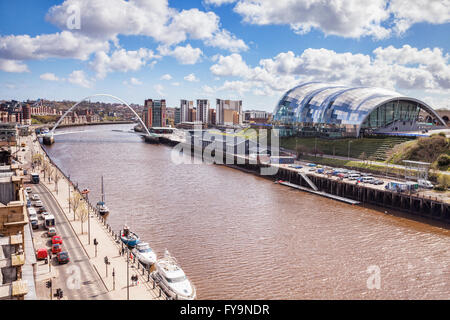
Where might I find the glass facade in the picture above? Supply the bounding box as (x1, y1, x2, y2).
(272, 82, 442, 137)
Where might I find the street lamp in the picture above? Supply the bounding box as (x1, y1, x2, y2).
(348, 140, 353, 160)
(81, 188, 91, 245)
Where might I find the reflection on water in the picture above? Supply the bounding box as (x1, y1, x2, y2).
(43, 124, 450, 299)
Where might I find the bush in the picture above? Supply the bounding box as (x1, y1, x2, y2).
(437, 154, 450, 167)
(437, 174, 450, 189)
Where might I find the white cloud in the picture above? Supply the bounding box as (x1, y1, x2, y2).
(90, 48, 158, 78)
(40, 73, 59, 81)
(390, 0, 450, 35)
(158, 44, 203, 65)
(123, 77, 143, 86)
(233, 0, 450, 39)
(160, 74, 172, 80)
(204, 0, 237, 6)
(209, 45, 450, 100)
(184, 73, 199, 82)
(205, 29, 248, 52)
(46, 0, 247, 51)
(154, 84, 165, 96)
(171, 82, 181, 86)
(209, 53, 250, 77)
(68, 70, 92, 88)
(0, 31, 109, 61)
(0, 59, 29, 73)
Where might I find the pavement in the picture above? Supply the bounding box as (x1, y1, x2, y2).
(22, 132, 164, 300)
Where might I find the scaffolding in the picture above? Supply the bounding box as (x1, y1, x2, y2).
(402, 160, 431, 181)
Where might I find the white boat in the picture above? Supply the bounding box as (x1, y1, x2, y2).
(96, 176, 109, 217)
(152, 250, 196, 300)
(132, 242, 157, 266)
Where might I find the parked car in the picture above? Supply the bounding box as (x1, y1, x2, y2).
(47, 227, 57, 237)
(371, 179, 384, 185)
(57, 251, 70, 264)
(41, 212, 50, 220)
(26, 200, 32, 208)
(30, 218, 39, 230)
(31, 194, 40, 201)
(29, 212, 38, 221)
(37, 206, 47, 214)
(52, 244, 62, 254)
(361, 176, 375, 183)
(52, 235, 63, 245)
(418, 179, 434, 189)
(36, 248, 48, 260)
(348, 173, 361, 180)
(288, 164, 303, 169)
(34, 200, 43, 207)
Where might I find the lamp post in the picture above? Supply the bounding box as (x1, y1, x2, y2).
(81, 188, 91, 245)
(126, 247, 130, 300)
(348, 140, 353, 160)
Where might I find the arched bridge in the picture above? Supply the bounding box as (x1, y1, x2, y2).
(43, 94, 157, 144)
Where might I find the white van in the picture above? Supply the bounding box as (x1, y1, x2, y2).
(361, 176, 375, 183)
(418, 179, 433, 189)
(44, 215, 55, 229)
(348, 173, 360, 180)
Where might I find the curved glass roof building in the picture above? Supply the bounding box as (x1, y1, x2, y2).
(273, 82, 446, 137)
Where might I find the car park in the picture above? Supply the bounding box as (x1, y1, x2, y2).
(52, 235, 63, 245)
(57, 251, 70, 264)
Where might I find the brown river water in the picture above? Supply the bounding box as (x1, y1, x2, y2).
(43, 124, 449, 299)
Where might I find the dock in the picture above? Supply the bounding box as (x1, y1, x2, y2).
(278, 181, 360, 205)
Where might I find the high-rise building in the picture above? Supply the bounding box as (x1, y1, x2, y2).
(196, 99, 209, 123)
(180, 100, 193, 122)
(143, 99, 166, 128)
(216, 99, 243, 125)
(208, 109, 216, 125)
(174, 108, 181, 124)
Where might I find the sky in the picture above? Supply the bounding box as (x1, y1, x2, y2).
(0, 0, 449, 111)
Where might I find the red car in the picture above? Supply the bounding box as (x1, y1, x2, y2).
(36, 248, 48, 260)
(52, 235, 63, 245)
(52, 243, 62, 254)
(57, 251, 70, 264)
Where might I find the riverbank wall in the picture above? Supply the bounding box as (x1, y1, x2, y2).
(169, 140, 450, 224)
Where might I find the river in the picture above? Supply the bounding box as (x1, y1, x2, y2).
(42, 123, 450, 299)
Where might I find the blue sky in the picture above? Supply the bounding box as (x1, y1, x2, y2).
(0, 0, 449, 111)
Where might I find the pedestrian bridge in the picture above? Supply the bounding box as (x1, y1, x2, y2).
(43, 94, 158, 145)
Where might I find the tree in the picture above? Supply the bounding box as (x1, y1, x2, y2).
(77, 201, 89, 234)
(54, 171, 60, 194)
(32, 154, 43, 168)
(69, 191, 83, 221)
(438, 174, 450, 190)
(295, 145, 309, 160)
(360, 152, 367, 165)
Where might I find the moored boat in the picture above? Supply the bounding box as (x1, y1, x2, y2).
(152, 250, 196, 300)
(120, 225, 140, 247)
(132, 242, 157, 266)
(96, 176, 109, 217)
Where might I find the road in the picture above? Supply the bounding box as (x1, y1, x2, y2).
(20, 132, 110, 300)
(31, 183, 111, 300)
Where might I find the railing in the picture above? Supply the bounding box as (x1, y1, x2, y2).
(39, 143, 174, 300)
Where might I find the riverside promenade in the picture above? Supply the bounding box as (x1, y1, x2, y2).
(29, 135, 166, 300)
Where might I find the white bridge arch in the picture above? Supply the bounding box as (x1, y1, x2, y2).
(50, 94, 152, 136)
